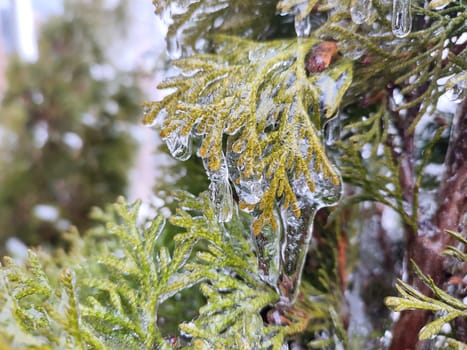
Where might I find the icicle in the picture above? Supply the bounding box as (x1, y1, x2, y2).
(293, 4, 311, 38)
(278, 201, 318, 304)
(350, 0, 372, 24)
(294, 14, 311, 37)
(225, 139, 241, 181)
(392, 0, 412, 38)
(324, 113, 341, 147)
(205, 155, 234, 223)
(209, 178, 234, 222)
(255, 213, 281, 288)
(165, 131, 192, 161)
(167, 35, 182, 59)
(276, 170, 342, 304)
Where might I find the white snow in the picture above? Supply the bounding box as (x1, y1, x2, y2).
(33, 204, 59, 222)
(63, 132, 83, 150)
(5, 237, 28, 262)
(33, 121, 49, 148)
(381, 206, 403, 241)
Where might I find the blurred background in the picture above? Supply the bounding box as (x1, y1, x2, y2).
(0, 0, 169, 254)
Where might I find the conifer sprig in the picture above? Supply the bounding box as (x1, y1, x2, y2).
(385, 231, 467, 343)
(144, 36, 352, 233)
(1, 194, 345, 349)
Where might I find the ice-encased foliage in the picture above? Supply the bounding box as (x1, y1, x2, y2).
(0, 194, 346, 349)
(144, 36, 351, 235)
(147, 0, 466, 306)
(153, 0, 278, 59)
(143, 35, 353, 303)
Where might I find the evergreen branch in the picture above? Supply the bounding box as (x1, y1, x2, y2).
(322, 24, 394, 59)
(152, 0, 277, 57)
(145, 36, 351, 234)
(0, 198, 196, 349)
(385, 232, 467, 343)
(444, 229, 467, 246)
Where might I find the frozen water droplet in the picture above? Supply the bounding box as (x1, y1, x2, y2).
(324, 113, 341, 146)
(213, 16, 224, 28)
(195, 38, 208, 52)
(209, 178, 234, 222)
(238, 176, 264, 205)
(445, 72, 467, 102)
(167, 36, 182, 59)
(350, 0, 372, 24)
(294, 14, 311, 37)
(165, 132, 192, 161)
(392, 0, 412, 38)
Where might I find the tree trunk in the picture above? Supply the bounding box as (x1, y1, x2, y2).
(389, 97, 467, 350)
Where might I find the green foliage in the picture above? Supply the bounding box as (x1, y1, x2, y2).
(1, 198, 172, 349)
(146, 0, 465, 347)
(0, 194, 348, 349)
(321, 0, 466, 115)
(2, 0, 466, 348)
(385, 230, 467, 343)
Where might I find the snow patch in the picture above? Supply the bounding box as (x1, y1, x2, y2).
(33, 204, 59, 222)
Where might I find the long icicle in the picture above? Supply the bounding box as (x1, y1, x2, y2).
(392, 0, 412, 37)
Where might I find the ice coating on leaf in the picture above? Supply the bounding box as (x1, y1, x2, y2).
(350, 0, 372, 24)
(238, 177, 264, 205)
(428, 0, 452, 10)
(226, 135, 264, 208)
(445, 85, 464, 101)
(392, 0, 412, 38)
(314, 69, 352, 119)
(277, 0, 325, 19)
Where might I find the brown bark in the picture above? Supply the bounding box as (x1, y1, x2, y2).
(389, 98, 467, 350)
